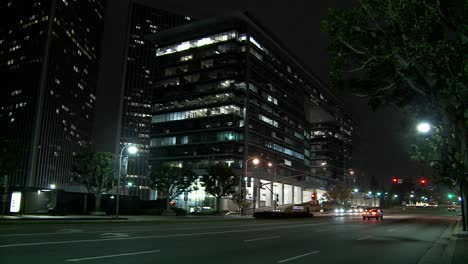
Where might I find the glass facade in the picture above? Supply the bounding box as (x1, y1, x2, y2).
(118, 4, 191, 199)
(0, 0, 104, 189)
(149, 15, 354, 209)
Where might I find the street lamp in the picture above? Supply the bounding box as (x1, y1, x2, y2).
(268, 162, 278, 211)
(245, 158, 260, 213)
(417, 122, 431, 133)
(115, 144, 138, 218)
(240, 157, 259, 216)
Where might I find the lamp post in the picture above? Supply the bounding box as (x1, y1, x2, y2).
(241, 157, 259, 216)
(115, 144, 138, 218)
(268, 162, 277, 211)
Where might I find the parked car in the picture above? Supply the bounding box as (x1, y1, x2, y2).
(362, 207, 384, 220)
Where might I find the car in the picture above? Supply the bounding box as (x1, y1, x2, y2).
(362, 207, 384, 220)
(448, 206, 456, 212)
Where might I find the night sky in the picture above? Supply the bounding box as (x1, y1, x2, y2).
(101, 0, 421, 190)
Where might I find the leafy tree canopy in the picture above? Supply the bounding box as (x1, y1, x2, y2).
(71, 152, 115, 194)
(0, 140, 20, 180)
(202, 164, 239, 198)
(71, 152, 115, 210)
(148, 164, 197, 201)
(322, 0, 467, 181)
(325, 183, 353, 205)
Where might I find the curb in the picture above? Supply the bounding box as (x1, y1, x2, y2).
(417, 220, 458, 264)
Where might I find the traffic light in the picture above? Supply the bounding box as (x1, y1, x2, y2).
(419, 178, 427, 186)
(392, 177, 398, 184)
(311, 193, 317, 201)
(447, 193, 453, 199)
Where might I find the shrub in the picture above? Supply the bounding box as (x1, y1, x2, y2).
(143, 208, 164, 215)
(171, 207, 187, 216)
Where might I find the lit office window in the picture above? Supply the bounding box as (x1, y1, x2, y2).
(265, 142, 304, 160)
(259, 114, 278, 128)
(152, 105, 241, 123)
(156, 31, 237, 56)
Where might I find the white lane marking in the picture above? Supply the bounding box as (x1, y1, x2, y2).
(100, 233, 130, 239)
(66, 250, 160, 262)
(387, 228, 396, 232)
(0, 222, 328, 248)
(60, 229, 83, 233)
(0, 221, 322, 237)
(315, 228, 331, 232)
(278, 251, 320, 263)
(244, 236, 280, 242)
(357, 236, 372, 240)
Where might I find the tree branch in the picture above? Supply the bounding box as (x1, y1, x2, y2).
(338, 36, 367, 54)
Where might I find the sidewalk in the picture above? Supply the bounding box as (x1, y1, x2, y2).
(451, 220, 468, 264)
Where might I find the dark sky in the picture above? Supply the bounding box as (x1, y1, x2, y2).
(107, 0, 421, 189)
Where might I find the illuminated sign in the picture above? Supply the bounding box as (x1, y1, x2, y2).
(9, 192, 22, 213)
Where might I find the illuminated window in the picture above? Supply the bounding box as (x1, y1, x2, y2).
(156, 31, 237, 56)
(152, 105, 241, 123)
(265, 142, 304, 160)
(11, 90, 21, 96)
(248, 83, 258, 93)
(249, 49, 262, 61)
(180, 54, 193, 61)
(259, 114, 278, 127)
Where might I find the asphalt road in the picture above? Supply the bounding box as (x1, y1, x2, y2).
(0, 208, 461, 264)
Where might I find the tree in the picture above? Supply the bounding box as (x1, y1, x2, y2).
(231, 190, 251, 216)
(148, 164, 197, 210)
(0, 140, 20, 185)
(325, 183, 353, 205)
(71, 152, 115, 212)
(322, 0, 467, 229)
(201, 164, 239, 213)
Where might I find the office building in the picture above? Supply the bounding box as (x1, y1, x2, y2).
(94, 1, 191, 199)
(149, 14, 354, 209)
(0, 0, 105, 190)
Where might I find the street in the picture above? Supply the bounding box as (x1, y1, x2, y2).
(0, 208, 463, 264)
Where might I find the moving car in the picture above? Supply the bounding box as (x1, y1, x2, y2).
(362, 207, 384, 220)
(448, 206, 456, 212)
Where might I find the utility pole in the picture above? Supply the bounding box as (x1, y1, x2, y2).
(1, 176, 8, 220)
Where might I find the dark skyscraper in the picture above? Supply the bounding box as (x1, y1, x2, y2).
(96, 1, 190, 199)
(0, 0, 105, 190)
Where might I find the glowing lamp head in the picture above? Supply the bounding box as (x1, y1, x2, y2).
(127, 145, 138, 154)
(252, 158, 259, 165)
(417, 122, 431, 133)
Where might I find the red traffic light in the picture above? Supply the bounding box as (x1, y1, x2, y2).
(392, 177, 398, 183)
(311, 193, 317, 200)
(419, 178, 427, 185)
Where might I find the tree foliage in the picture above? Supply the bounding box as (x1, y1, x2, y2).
(322, 0, 467, 227)
(201, 164, 239, 213)
(231, 189, 251, 215)
(148, 164, 197, 210)
(0, 140, 20, 181)
(322, 0, 467, 183)
(71, 152, 115, 210)
(325, 183, 353, 205)
(202, 165, 239, 198)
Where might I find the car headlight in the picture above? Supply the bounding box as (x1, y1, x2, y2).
(335, 209, 339, 213)
(339, 209, 345, 213)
